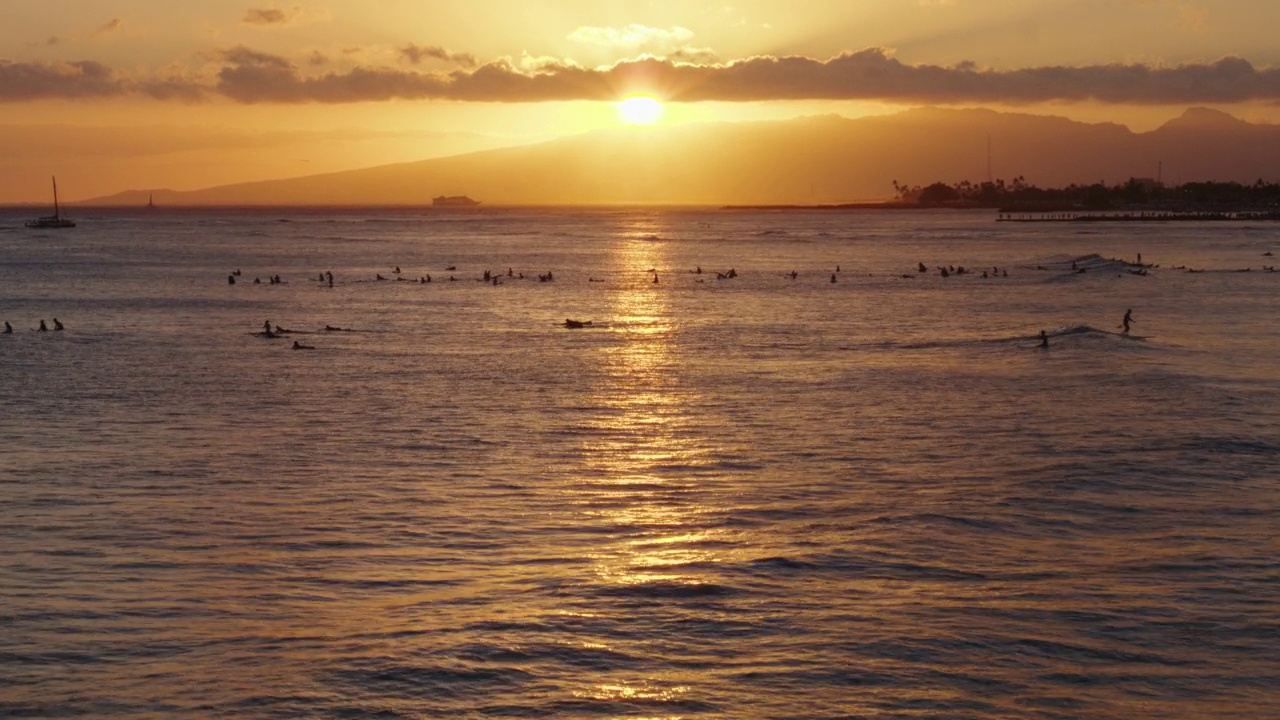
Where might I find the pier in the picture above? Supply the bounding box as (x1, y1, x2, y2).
(997, 210, 1280, 222)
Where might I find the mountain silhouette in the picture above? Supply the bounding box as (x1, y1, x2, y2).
(1157, 107, 1251, 131)
(86, 107, 1280, 206)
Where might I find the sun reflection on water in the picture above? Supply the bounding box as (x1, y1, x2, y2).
(574, 220, 728, 588)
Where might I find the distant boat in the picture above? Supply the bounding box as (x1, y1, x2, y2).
(433, 195, 480, 207)
(147, 193, 156, 209)
(26, 176, 76, 228)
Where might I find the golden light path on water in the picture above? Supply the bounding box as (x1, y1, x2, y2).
(586, 218, 712, 581)
(569, 217, 723, 710)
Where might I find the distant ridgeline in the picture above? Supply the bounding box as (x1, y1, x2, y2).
(893, 178, 1280, 216)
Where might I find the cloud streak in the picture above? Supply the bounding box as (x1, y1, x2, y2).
(90, 19, 124, 39)
(0, 60, 125, 100)
(241, 5, 328, 27)
(6, 48, 1280, 106)
(567, 24, 715, 64)
(398, 43, 477, 68)
(568, 24, 694, 49)
(0, 59, 204, 102)
(242, 8, 292, 26)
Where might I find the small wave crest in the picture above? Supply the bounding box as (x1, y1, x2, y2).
(863, 324, 1150, 351)
(595, 579, 741, 599)
(1028, 252, 1142, 279)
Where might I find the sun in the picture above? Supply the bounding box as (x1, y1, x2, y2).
(617, 95, 664, 125)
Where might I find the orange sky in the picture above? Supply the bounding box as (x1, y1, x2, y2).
(4, 0, 1280, 202)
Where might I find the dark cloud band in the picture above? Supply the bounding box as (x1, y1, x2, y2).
(3, 48, 1280, 105)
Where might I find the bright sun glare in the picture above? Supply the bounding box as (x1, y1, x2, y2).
(617, 95, 664, 125)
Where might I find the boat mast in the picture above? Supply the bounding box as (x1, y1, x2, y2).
(52, 176, 60, 220)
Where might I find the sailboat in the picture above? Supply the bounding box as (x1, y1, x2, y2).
(25, 176, 76, 228)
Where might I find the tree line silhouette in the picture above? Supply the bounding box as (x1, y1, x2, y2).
(892, 177, 1280, 211)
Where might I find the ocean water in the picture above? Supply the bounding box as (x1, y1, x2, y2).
(1, 207, 1277, 719)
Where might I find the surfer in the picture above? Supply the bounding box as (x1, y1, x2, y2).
(3, 321, 11, 334)
(1122, 309, 1134, 334)
(38, 320, 48, 332)
(53, 318, 63, 331)
(292, 341, 314, 350)
(228, 274, 236, 285)
(1038, 330, 1049, 349)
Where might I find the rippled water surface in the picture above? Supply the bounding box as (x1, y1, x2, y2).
(2, 208, 1278, 718)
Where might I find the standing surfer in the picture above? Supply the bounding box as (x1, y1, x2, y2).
(1122, 309, 1134, 334)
